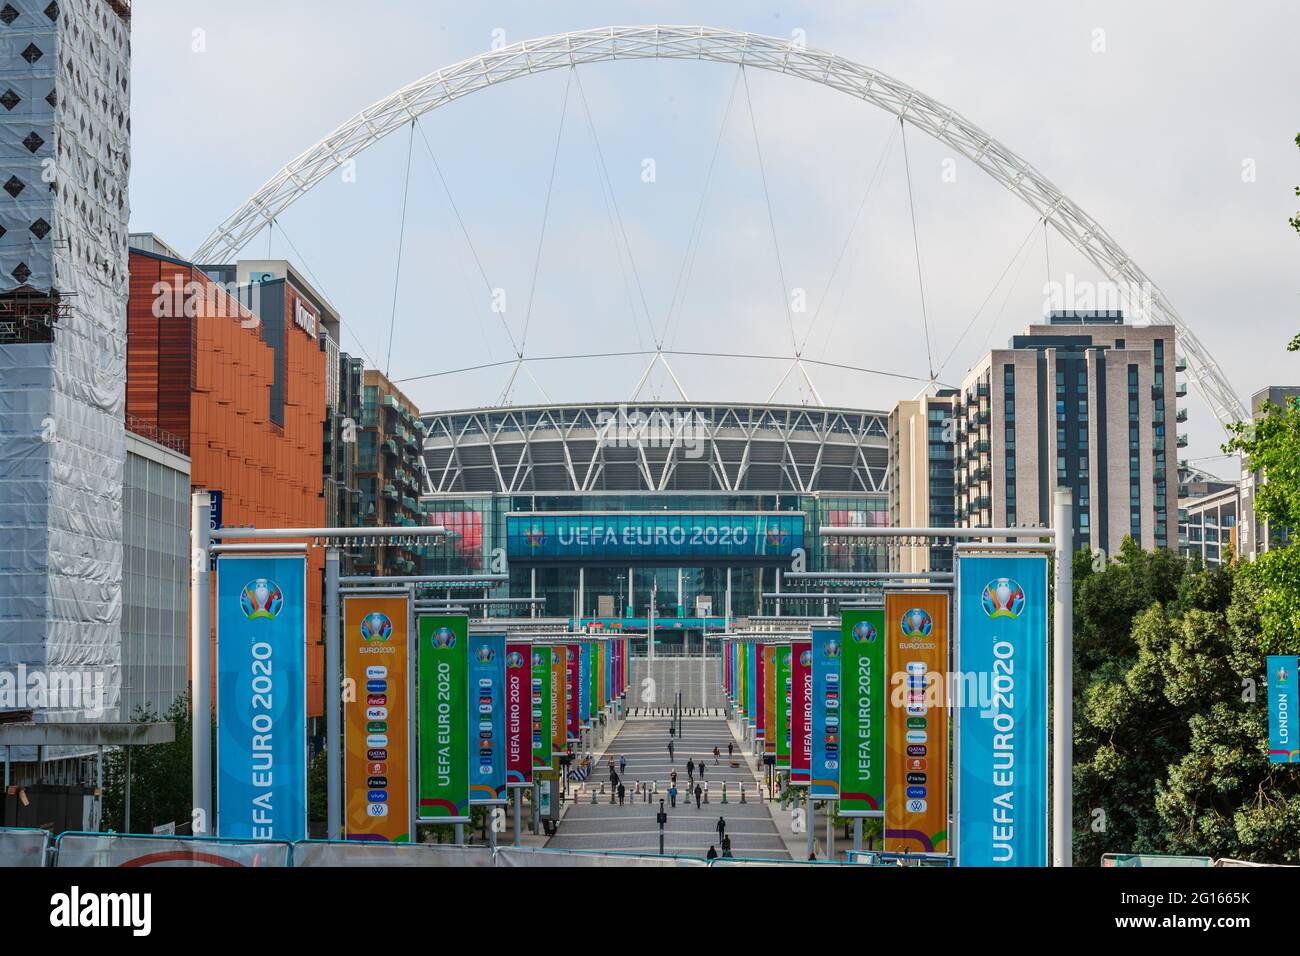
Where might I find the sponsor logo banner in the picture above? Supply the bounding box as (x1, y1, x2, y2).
(344, 595, 410, 841)
(417, 615, 469, 820)
(469, 634, 506, 803)
(215, 555, 307, 841)
(811, 629, 841, 799)
(840, 608, 885, 817)
(505, 642, 532, 786)
(956, 556, 1048, 866)
(884, 592, 948, 852)
(531, 646, 552, 771)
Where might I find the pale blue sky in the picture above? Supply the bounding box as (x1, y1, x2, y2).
(129, 1, 1299, 470)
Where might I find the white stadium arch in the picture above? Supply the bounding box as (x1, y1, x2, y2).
(192, 25, 1246, 431)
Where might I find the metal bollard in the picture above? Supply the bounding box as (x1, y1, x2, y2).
(721, 782, 728, 804)
(591, 789, 598, 805)
(703, 783, 709, 804)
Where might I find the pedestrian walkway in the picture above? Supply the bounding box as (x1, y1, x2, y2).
(546, 716, 790, 860)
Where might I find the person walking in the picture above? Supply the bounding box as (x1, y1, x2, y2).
(619, 754, 626, 777)
(686, 758, 695, 783)
(694, 782, 703, 809)
(698, 762, 705, 782)
(667, 740, 675, 761)
(727, 741, 734, 758)
(670, 768, 678, 789)
(721, 834, 732, 858)
(617, 782, 626, 806)
(669, 784, 678, 808)
(716, 815, 726, 843)
(706, 845, 718, 861)
(713, 745, 720, 765)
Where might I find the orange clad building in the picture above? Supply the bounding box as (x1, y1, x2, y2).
(126, 242, 327, 717)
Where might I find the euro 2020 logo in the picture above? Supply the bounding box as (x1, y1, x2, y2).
(900, 608, 933, 637)
(432, 626, 457, 649)
(360, 611, 392, 641)
(532, 651, 546, 668)
(823, 639, 840, 659)
(506, 651, 525, 669)
(851, 620, 877, 643)
(476, 643, 495, 664)
(239, 578, 283, 621)
(799, 649, 812, 667)
(981, 578, 1026, 620)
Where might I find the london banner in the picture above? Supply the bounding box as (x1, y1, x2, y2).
(884, 592, 949, 852)
(956, 555, 1048, 866)
(810, 628, 841, 799)
(469, 633, 506, 804)
(343, 594, 411, 841)
(215, 555, 308, 841)
(840, 607, 885, 817)
(505, 641, 532, 786)
(791, 640, 812, 785)
(417, 614, 469, 822)
(1269, 655, 1299, 763)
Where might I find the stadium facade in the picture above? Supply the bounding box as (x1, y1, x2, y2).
(418, 401, 890, 649)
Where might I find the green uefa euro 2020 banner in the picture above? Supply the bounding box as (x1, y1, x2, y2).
(840, 607, 885, 816)
(776, 644, 792, 769)
(417, 615, 469, 822)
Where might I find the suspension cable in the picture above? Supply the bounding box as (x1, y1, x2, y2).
(899, 117, 935, 382)
(384, 119, 416, 376)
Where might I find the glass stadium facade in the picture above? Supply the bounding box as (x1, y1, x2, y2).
(417, 403, 890, 649)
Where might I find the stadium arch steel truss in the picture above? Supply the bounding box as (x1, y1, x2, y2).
(192, 24, 1246, 432)
(420, 402, 889, 495)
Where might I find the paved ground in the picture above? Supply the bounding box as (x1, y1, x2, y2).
(546, 716, 790, 859)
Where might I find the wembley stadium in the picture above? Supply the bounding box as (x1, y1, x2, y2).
(417, 400, 891, 649)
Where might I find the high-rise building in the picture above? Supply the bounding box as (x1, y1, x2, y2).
(355, 369, 427, 576)
(126, 243, 328, 716)
(956, 312, 1181, 557)
(0, 1, 131, 762)
(888, 389, 959, 571)
(1237, 385, 1300, 559)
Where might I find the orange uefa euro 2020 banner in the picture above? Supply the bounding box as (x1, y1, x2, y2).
(344, 594, 411, 842)
(884, 590, 949, 856)
(763, 645, 778, 755)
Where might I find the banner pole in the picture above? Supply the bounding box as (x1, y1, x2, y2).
(190, 491, 212, 834)
(325, 548, 341, 840)
(1052, 488, 1074, 867)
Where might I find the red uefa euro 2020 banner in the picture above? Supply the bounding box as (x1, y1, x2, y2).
(505, 642, 532, 787)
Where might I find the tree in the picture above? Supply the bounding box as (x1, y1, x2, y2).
(102, 693, 192, 834)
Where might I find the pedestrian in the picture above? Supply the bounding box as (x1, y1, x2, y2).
(698, 762, 705, 781)
(669, 784, 678, 808)
(721, 834, 732, 858)
(713, 745, 720, 765)
(669, 724, 676, 739)
(687, 757, 695, 782)
(670, 768, 678, 788)
(617, 782, 626, 806)
(727, 741, 734, 758)
(706, 845, 718, 861)
(694, 783, 703, 809)
(668, 740, 675, 761)
(716, 815, 726, 842)
(619, 754, 626, 776)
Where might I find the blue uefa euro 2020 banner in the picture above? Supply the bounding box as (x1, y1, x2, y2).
(811, 628, 841, 800)
(505, 512, 803, 562)
(469, 633, 507, 804)
(957, 554, 1048, 866)
(215, 555, 308, 841)
(1269, 655, 1299, 763)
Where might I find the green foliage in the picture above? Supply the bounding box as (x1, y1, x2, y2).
(308, 749, 328, 823)
(1072, 542, 1300, 865)
(1224, 397, 1300, 530)
(102, 693, 193, 834)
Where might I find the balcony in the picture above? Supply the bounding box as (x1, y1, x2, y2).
(382, 438, 397, 457)
(1175, 407, 1188, 423)
(1175, 382, 1188, 398)
(1175, 355, 1187, 372)
(383, 484, 398, 501)
(1176, 434, 1188, 448)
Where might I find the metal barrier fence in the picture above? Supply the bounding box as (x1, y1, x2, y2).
(53, 832, 292, 867)
(0, 827, 51, 867)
